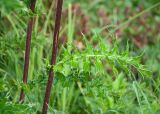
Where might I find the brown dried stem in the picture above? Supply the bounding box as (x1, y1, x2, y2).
(19, 0, 37, 102)
(42, 0, 63, 114)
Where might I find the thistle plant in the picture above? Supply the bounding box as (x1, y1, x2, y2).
(0, 0, 160, 114)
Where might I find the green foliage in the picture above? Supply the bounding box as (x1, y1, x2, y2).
(54, 34, 151, 84)
(0, 101, 33, 114)
(0, 0, 160, 114)
(0, 0, 26, 15)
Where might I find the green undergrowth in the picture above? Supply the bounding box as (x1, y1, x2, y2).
(0, 0, 160, 114)
(0, 32, 158, 114)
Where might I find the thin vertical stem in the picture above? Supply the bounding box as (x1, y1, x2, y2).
(42, 0, 63, 114)
(19, 0, 37, 102)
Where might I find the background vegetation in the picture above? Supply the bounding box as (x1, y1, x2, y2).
(0, 0, 160, 114)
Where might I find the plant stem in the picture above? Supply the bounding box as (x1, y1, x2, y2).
(19, 0, 36, 102)
(42, 0, 63, 114)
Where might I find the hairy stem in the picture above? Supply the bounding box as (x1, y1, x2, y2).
(42, 0, 63, 114)
(19, 0, 36, 102)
